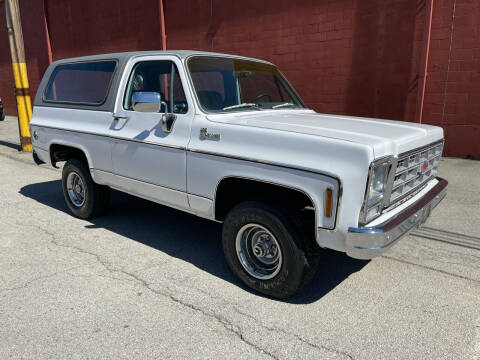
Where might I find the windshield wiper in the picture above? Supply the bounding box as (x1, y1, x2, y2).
(272, 102, 296, 109)
(222, 103, 261, 111)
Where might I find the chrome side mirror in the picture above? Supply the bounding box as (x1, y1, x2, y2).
(132, 91, 161, 113)
(131, 91, 176, 133)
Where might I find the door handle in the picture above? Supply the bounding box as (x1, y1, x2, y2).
(113, 115, 129, 121)
(111, 114, 129, 131)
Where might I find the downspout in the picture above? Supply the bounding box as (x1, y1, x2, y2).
(415, 0, 434, 124)
(159, 0, 167, 50)
(43, 0, 52, 63)
(159, 0, 168, 102)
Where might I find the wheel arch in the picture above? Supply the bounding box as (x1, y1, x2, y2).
(213, 175, 318, 223)
(49, 141, 92, 169)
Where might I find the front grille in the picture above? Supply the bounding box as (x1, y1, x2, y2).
(390, 141, 443, 204)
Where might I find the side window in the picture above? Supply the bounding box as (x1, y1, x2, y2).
(44, 60, 116, 104)
(123, 61, 188, 114)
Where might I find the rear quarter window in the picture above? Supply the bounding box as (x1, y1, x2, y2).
(44, 60, 116, 105)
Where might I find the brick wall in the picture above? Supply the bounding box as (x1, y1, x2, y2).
(0, 4, 16, 115)
(0, 0, 164, 114)
(44, 0, 163, 59)
(423, 0, 480, 158)
(167, 0, 358, 115)
(0, 0, 478, 158)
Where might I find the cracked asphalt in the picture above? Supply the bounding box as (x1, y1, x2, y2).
(1, 117, 480, 359)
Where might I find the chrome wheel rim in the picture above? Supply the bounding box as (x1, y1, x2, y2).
(66, 172, 86, 207)
(235, 224, 282, 280)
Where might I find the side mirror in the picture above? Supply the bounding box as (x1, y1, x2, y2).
(131, 91, 176, 133)
(132, 91, 161, 113)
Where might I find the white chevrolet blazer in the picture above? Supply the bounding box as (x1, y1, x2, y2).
(30, 51, 447, 298)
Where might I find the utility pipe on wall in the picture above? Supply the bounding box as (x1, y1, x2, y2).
(159, 0, 168, 101)
(43, 0, 52, 63)
(159, 0, 167, 50)
(415, 0, 434, 124)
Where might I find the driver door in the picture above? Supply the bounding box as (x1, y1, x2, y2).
(107, 56, 194, 210)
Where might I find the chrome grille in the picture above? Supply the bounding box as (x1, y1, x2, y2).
(390, 141, 443, 204)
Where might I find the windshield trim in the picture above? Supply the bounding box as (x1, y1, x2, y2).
(184, 54, 307, 114)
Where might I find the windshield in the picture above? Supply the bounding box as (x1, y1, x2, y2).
(187, 56, 305, 112)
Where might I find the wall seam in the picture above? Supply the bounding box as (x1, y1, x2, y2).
(440, 0, 457, 156)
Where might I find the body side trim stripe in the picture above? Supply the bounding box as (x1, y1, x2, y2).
(36, 124, 185, 150)
(188, 147, 341, 181)
(34, 124, 341, 180)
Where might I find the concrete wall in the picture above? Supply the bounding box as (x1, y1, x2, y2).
(0, 0, 478, 158)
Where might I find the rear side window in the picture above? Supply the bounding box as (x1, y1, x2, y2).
(44, 60, 116, 105)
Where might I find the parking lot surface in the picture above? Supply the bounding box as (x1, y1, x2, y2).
(1, 117, 479, 359)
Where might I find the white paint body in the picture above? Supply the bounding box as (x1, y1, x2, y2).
(30, 53, 444, 254)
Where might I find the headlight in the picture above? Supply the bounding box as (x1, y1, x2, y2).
(360, 158, 394, 224)
(367, 163, 389, 205)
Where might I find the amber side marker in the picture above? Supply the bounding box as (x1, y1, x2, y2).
(325, 188, 333, 218)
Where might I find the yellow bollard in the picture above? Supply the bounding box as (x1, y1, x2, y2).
(12, 62, 33, 151)
(5, 0, 33, 152)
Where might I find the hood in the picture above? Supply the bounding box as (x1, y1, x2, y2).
(207, 109, 444, 158)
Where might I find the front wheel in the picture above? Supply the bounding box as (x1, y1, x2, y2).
(222, 201, 317, 299)
(61, 159, 110, 219)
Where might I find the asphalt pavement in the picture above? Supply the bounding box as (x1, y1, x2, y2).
(1, 116, 479, 359)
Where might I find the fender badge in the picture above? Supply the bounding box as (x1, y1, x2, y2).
(200, 128, 220, 141)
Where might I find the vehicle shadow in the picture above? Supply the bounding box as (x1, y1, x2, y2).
(19, 180, 369, 304)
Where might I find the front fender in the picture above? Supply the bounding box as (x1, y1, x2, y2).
(186, 150, 341, 231)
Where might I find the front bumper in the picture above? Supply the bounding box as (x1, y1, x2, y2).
(346, 177, 448, 260)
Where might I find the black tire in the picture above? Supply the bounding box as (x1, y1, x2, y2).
(222, 201, 319, 299)
(61, 159, 110, 219)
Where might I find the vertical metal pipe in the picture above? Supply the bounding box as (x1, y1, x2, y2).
(159, 0, 167, 50)
(415, 0, 434, 124)
(43, 0, 52, 63)
(5, 0, 32, 151)
(159, 0, 168, 100)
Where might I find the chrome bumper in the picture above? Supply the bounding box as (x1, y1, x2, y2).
(346, 177, 448, 260)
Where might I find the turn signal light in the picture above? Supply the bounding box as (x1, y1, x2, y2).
(325, 188, 333, 218)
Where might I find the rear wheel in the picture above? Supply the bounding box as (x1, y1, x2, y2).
(62, 159, 110, 219)
(222, 201, 319, 299)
